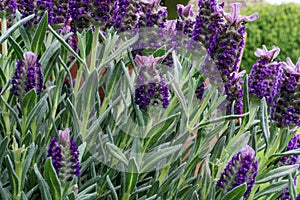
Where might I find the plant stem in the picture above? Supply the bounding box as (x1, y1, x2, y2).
(2, 16, 8, 57)
(90, 26, 99, 73)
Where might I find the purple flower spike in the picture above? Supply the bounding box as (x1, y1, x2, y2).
(249, 45, 284, 104)
(134, 54, 170, 110)
(216, 145, 258, 198)
(11, 51, 43, 98)
(222, 3, 258, 26)
(271, 57, 300, 127)
(254, 45, 280, 62)
(47, 128, 80, 182)
(283, 57, 300, 76)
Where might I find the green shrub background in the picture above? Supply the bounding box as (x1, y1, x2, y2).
(241, 3, 300, 73)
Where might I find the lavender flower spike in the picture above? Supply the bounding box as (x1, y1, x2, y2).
(222, 3, 258, 25)
(134, 55, 170, 110)
(216, 145, 258, 198)
(47, 128, 80, 182)
(11, 51, 44, 98)
(248, 45, 284, 104)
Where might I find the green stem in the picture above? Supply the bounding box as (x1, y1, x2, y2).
(2, 16, 8, 57)
(1, 15, 11, 137)
(90, 26, 99, 73)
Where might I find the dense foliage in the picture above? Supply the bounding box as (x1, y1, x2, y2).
(0, 0, 300, 200)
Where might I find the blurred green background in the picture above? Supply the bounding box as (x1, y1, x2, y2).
(164, 0, 190, 19)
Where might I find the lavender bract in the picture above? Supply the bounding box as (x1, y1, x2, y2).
(216, 145, 258, 198)
(248, 45, 284, 104)
(47, 128, 80, 182)
(11, 52, 43, 97)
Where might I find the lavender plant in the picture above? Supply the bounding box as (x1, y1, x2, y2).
(0, 0, 299, 200)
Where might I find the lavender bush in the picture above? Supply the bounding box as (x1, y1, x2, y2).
(0, 0, 299, 199)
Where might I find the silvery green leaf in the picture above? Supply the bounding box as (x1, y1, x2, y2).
(0, 14, 35, 45)
(106, 143, 128, 166)
(44, 158, 62, 200)
(254, 180, 288, 199)
(141, 144, 182, 172)
(34, 164, 52, 200)
(21, 144, 35, 189)
(256, 165, 299, 184)
(31, 12, 48, 55)
(106, 176, 119, 200)
(221, 183, 246, 200)
(0, 137, 8, 171)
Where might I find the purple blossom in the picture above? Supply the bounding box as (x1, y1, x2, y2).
(11, 52, 43, 97)
(271, 57, 300, 127)
(138, 0, 168, 28)
(224, 70, 245, 114)
(277, 134, 300, 199)
(47, 128, 80, 181)
(0, 0, 17, 19)
(216, 145, 258, 198)
(248, 45, 284, 104)
(134, 55, 170, 110)
(192, 0, 225, 51)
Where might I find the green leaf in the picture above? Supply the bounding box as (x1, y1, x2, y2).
(78, 142, 86, 163)
(21, 90, 37, 116)
(31, 12, 48, 54)
(0, 180, 10, 200)
(210, 136, 226, 162)
(48, 25, 88, 74)
(288, 174, 296, 200)
(20, 191, 28, 200)
(260, 98, 270, 151)
(8, 36, 24, 59)
(141, 144, 182, 172)
(123, 158, 139, 198)
(44, 158, 62, 200)
(225, 131, 250, 159)
(106, 143, 128, 166)
(0, 14, 35, 45)
(5, 156, 19, 197)
(0, 137, 8, 171)
(256, 165, 299, 184)
(34, 164, 52, 200)
(106, 175, 119, 200)
(254, 180, 288, 199)
(21, 144, 35, 189)
(77, 183, 97, 199)
(221, 183, 246, 200)
(272, 149, 300, 157)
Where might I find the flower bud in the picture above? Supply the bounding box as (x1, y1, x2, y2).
(216, 145, 258, 198)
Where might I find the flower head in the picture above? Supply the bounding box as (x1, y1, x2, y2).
(216, 145, 258, 198)
(249, 46, 284, 104)
(134, 54, 170, 110)
(222, 3, 258, 26)
(47, 128, 80, 182)
(11, 51, 43, 98)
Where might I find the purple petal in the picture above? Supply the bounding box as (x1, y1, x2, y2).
(177, 4, 194, 18)
(283, 57, 300, 75)
(59, 128, 71, 146)
(24, 52, 38, 66)
(222, 3, 258, 25)
(254, 45, 280, 62)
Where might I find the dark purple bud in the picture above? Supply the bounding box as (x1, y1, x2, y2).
(47, 128, 80, 182)
(248, 46, 284, 104)
(216, 145, 258, 198)
(11, 51, 43, 98)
